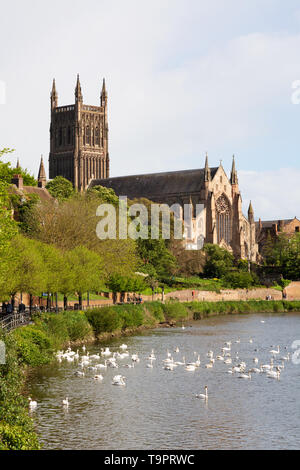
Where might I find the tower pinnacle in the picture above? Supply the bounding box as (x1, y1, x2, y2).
(204, 153, 211, 182)
(230, 155, 238, 185)
(51, 78, 58, 109)
(101, 78, 107, 107)
(38, 155, 47, 188)
(75, 74, 83, 102)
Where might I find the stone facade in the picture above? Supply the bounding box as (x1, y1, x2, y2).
(256, 217, 300, 252)
(49, 76, 109, 191)
(90, 155, 259, 261)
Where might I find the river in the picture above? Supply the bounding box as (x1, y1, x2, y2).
(27, 313, 300, 450)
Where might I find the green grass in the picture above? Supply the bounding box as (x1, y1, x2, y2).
(186, 300, 300, 319)
(56, 293, 108, 301)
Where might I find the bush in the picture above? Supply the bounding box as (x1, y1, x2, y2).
(85, 307, 123, 335)
(163, 302, 190, 321)
(222, 271, 256, 289)
(144, 302, 165, 322)
(13, 326, 54, 366)
(0, 423, 40, 450)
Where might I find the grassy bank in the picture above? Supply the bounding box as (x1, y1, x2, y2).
(186, 300, 300, 319)
(1, 299, 300, 449)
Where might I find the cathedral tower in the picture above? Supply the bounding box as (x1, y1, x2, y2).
(49, 76, 109, 191)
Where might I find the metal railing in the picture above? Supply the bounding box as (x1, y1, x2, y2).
(0, 313, 31, 332)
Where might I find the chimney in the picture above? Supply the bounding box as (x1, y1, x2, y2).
(11, 174, 23, 191)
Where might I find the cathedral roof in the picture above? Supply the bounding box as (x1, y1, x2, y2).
(89, 167, 219, 200)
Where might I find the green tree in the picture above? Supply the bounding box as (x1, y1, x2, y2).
(46, 176, 74, 201)
(7, 236, 46, 311)
(66, 246, 103, 309)
(87, 185, 119, 206)
(137, 237, 177, 277)
(0, 148, 37, 186)
(203, 244, 234, 278)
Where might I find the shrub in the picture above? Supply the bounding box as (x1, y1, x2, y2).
(222, 271, 255, 289)
(85, 307, 123, 335)
(144, 302, 165, 322)
(0, 423, 40, 450)
(163, 302, 190, 321)
(13, 326, 54, 366)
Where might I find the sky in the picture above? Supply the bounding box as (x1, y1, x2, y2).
(1, 0, 300, 219)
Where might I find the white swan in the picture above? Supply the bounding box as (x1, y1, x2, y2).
(120, 344, 128, 350)
(112, 375, 126, 386)
(96, 360, 108, 369)
(196, 386, 208, 400)
(185, 364, 196, 371)
(238, 373, 251, 379)
(267, 370, 280, 379)
(62, 397, 69, 407)
(28, 398, 37, 409)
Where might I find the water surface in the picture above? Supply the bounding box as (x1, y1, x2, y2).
(27, 313, 300, 450)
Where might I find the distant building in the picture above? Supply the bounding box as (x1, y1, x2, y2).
(256, 217, 300, 252)
(11, 157, 53, 202)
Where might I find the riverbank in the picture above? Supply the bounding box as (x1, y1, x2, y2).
(1, 299, 300, 449)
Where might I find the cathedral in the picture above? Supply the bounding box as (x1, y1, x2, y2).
(48, 77, 259, 262)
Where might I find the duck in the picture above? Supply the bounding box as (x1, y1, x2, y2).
(94, 374, 104, 381)
(74, 371, 85, 377)
(195, 386, 208, 400)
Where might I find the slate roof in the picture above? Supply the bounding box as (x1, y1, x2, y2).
(255, 219, 297, 229)
(89, 167, 219, 200)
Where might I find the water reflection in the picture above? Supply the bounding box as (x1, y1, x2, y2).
(27, 313, 300, 450)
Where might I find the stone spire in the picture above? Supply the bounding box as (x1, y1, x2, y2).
(204, 153, 211, 182)
(248, 200, 254, 224)
(38, 156, 47, 188)
(75, 74, 83, 103)
(101, 78, 107, 107)
(230, 155, 238, 185)
(51, 78, 58, 109)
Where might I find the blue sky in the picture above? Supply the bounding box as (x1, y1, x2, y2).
(1, 0, 300, 219)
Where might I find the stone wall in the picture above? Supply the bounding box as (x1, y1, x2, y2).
(285, 281, 300, 301)
(142, 287, 283, 303)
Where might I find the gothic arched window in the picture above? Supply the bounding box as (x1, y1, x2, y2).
(95, 127, 100, 146)
(216, 194, 232, 245)
(59, 128, 63, 146)
(86, 126, 90, 145)
(67, 127, 71, 145)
